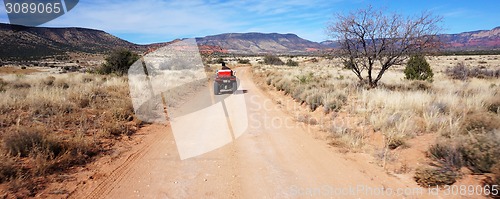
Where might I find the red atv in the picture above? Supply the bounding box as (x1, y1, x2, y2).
(214, 69, 237, 95)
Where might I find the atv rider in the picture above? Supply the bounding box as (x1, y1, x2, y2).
(220, 62, 234, 76)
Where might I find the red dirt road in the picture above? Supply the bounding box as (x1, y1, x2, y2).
(69, 67, 435, 199)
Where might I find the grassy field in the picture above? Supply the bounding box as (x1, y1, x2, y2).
(252, 55, 500, 188)
(0, 54, 498, 196)
(0, 62, 219, 197)
(0, 71, 140, 196)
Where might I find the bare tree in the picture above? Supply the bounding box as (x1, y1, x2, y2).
(327, 6, 442, 87)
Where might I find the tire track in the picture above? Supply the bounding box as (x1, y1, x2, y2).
(79, 126, 168, 199)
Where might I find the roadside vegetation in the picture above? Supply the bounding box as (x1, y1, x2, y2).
(98, 49, 140, 75)
(253, 54, 500, 192)
(0, 49, 140, 197)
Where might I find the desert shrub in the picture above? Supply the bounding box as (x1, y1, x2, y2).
(387, 137, 406, 150)
(428, 102, 449, 114)
(485, 97, 500, 114)
(11, 81, 31, 89)
(487, 163, 500, 195)
(460, 112, 500, 134)
(81, 75, 94, 83)
(273, 78, 287, 91)
(264, 55, 284, 65)
(42, 76, 55, 86)
(210, 57, 225, 64)
(99, 49, 140, 76)
(306, 92, 323, 111)
(237, 59, 250, 64)
(295, 72, 313, 84)
(0, 153, 16, 183)
(291, 86, 305, 103)
(265, 76, 273, 86)
(0, 78, 7, 92)
(408, 80, 432, 91)
(323, 92, 346, 113)
(446, 63, 500, 79)
(414, 166, 458, 186)
(404, 55, 433, 81)
(110, 102, 135, 121)
(53, 78, 69, 89)
(297, 114, 318, 125)
(286, 59, 299, 67)
(68, 91, 91, 108)
(446, 62, 469, 80)
(103, 122, 131, 136)
(461, 132, 500, 173)
(428, 143, 465, 169)
(3, 126, 49, 157)
(3, 126, 95, 176)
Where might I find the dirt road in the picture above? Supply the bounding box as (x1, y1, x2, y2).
(70, 67, 426, 199)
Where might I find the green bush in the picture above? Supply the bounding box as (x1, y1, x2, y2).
(404, 55, 434, 81)
(286, 59, 299, 66)
(264, 55, 284, 65)
(99, 49, 140, 76)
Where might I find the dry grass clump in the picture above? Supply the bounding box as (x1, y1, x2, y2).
(461, 131, 500, 173)
(414, 166, 458, 186)
(427, 142, 465, 170)
(445, 62, 500, 80)
(264, 55, 285, 65)
(254, 55, 500, 188)
(297, 114, 318, 125)
(485, 96, 500, 114)
(0, 153, 16, 183)
(486, 163, 500, 197)
(261, 69, 348, 112)
(415, 111, 500, 187)
(0, 73, 138, 194)
(460, 112, 500, 134)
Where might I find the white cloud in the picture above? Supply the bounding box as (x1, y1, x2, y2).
(46, 0, 239, 35)
(40, 0, 341, 43)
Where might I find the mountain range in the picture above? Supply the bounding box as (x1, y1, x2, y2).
(195, 33, 323, 54)
(0, 23, 145, 60)
(0, 22, 499, 60)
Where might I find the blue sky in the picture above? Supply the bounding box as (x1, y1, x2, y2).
(0, 0, 499, 44)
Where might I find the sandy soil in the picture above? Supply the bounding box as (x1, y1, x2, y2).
(56, 67, 480, 199)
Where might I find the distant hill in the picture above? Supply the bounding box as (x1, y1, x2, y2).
(1, 22, 499, 60)
(439, 27, 500, 51)
(0, 23, 145, 60)
(196, 33, 323, 54)
(320, 27, 500, 52)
